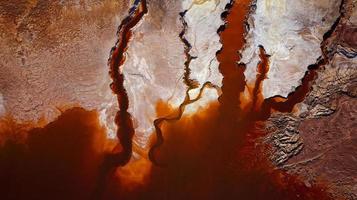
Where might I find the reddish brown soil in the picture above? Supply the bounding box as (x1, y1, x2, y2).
(286, 96, 357, 199)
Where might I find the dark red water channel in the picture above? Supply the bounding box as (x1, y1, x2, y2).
(0, 0, 338, 199)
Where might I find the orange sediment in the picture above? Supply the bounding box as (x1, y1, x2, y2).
(0, 0, 337, 199)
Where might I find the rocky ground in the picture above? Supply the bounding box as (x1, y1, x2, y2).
(0, 0, 130, 136)
(265, 0, 357, 198)
(0, 0, 356, 199)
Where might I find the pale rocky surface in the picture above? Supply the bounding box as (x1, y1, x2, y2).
(122, 0, 232, 146)
(0, 0, 230, 143)
(0, 0, 130, 136)
(241, 0, 342, 98)
(0, 94, 5, 116)
(182, 0, 229, 114)
(122, 0, 186, 146)
(182, 0, 228, 97)
(1, 0, 356, 198)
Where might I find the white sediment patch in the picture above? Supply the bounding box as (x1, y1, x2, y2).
(120, 0, 230, 144)
(183, 0, 229, 92)
(241, 0, 342, 98)
(0, 93, 5, 117)
(182, 0, 230, 114)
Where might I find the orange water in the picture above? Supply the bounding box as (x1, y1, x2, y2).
(0, 0, 333, 200)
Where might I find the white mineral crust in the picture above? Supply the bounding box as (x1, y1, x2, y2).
(123, 0, 231, 144)
(0, 94, 5, 117)
(241, 0, 342, 98)
(122, 0, 186, 146)
(182, 0, 229, 114)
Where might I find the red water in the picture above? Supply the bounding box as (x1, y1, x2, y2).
(0, 108, 109, 200)
(131, 1, 331, 199)
(0, 0, 335, 200)
(108, 0, 148, 166)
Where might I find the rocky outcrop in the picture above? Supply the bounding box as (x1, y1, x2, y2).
(266, 0, 357, 198)
(1, 0, 356, 199)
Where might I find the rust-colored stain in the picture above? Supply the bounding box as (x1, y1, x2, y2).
(108, 0, 148, 166)
(0, 0, 336, 200)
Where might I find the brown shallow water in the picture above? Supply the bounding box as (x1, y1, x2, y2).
(0, 106, 332, 200)
(0, 0, 336, 200)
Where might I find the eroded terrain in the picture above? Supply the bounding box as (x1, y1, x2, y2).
(0, 0, 356, 199)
